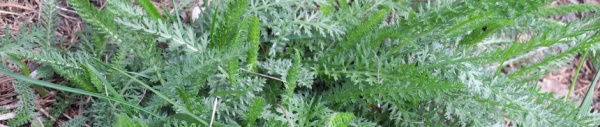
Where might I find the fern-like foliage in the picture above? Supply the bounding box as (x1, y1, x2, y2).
(67, 0, 122, 43)
(247, 0, 345, 56)
(84, 100, 119, 126)
(58, 116, 87, 127)
(4, 0, 600, 126)
(39, 0, 58, 47)
(211, 0, 249, 49)
(114, 17, 205, 53)
(8, 81, 37, 127)
(242, 97, 266, 127)
(246, 17, 261, 71)
(105, 0, 144, 17)
(11, 50, 99, 92)
(325, 113, 355, 127)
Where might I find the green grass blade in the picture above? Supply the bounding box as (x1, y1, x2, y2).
(209, 5, 220, 43)
(578, 63, 600, 117)
(136, 0, 163, 20)
(171, 0, 182, 24)
(0, 69, 164, 119)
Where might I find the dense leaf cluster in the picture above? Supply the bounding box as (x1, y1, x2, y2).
(2, 0, 600, 126)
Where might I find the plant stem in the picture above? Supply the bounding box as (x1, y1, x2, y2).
(566, 52, 588, 101)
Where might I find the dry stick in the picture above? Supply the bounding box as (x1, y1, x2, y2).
(62, 113, 72, 119)
(98, 1, 108, 11)
(36, 0, 42, 20)
(209, 98, 219, 127)
(0, 4, 36, 11)
(39, 0, 51, 21)
(275, 104, 294, 127)
(103, 75, 117, 109)
(39, 107, 56, 121)
(239, 68, 286, 83)
(137, 88, 147, 105)
(0, 10, 21, 16)
(0, 112, 16, 121)
(55, 5, 78, 14)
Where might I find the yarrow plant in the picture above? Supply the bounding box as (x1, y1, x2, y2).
(2, 0, 600, 126)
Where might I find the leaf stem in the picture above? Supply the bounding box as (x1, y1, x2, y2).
(566, 52, 588, 101)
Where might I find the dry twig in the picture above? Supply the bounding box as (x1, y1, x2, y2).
(137, 88, 147, 105)
(0, 3, 36, 11)
(275, 104, 294, 127)
(0, 112, 16, 121)
(209, 98, 219, 127)
(0, 10, 21, 16)
(38, 107, 56, 121)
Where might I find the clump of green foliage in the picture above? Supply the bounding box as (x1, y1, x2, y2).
(3, 0, 600, 126)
